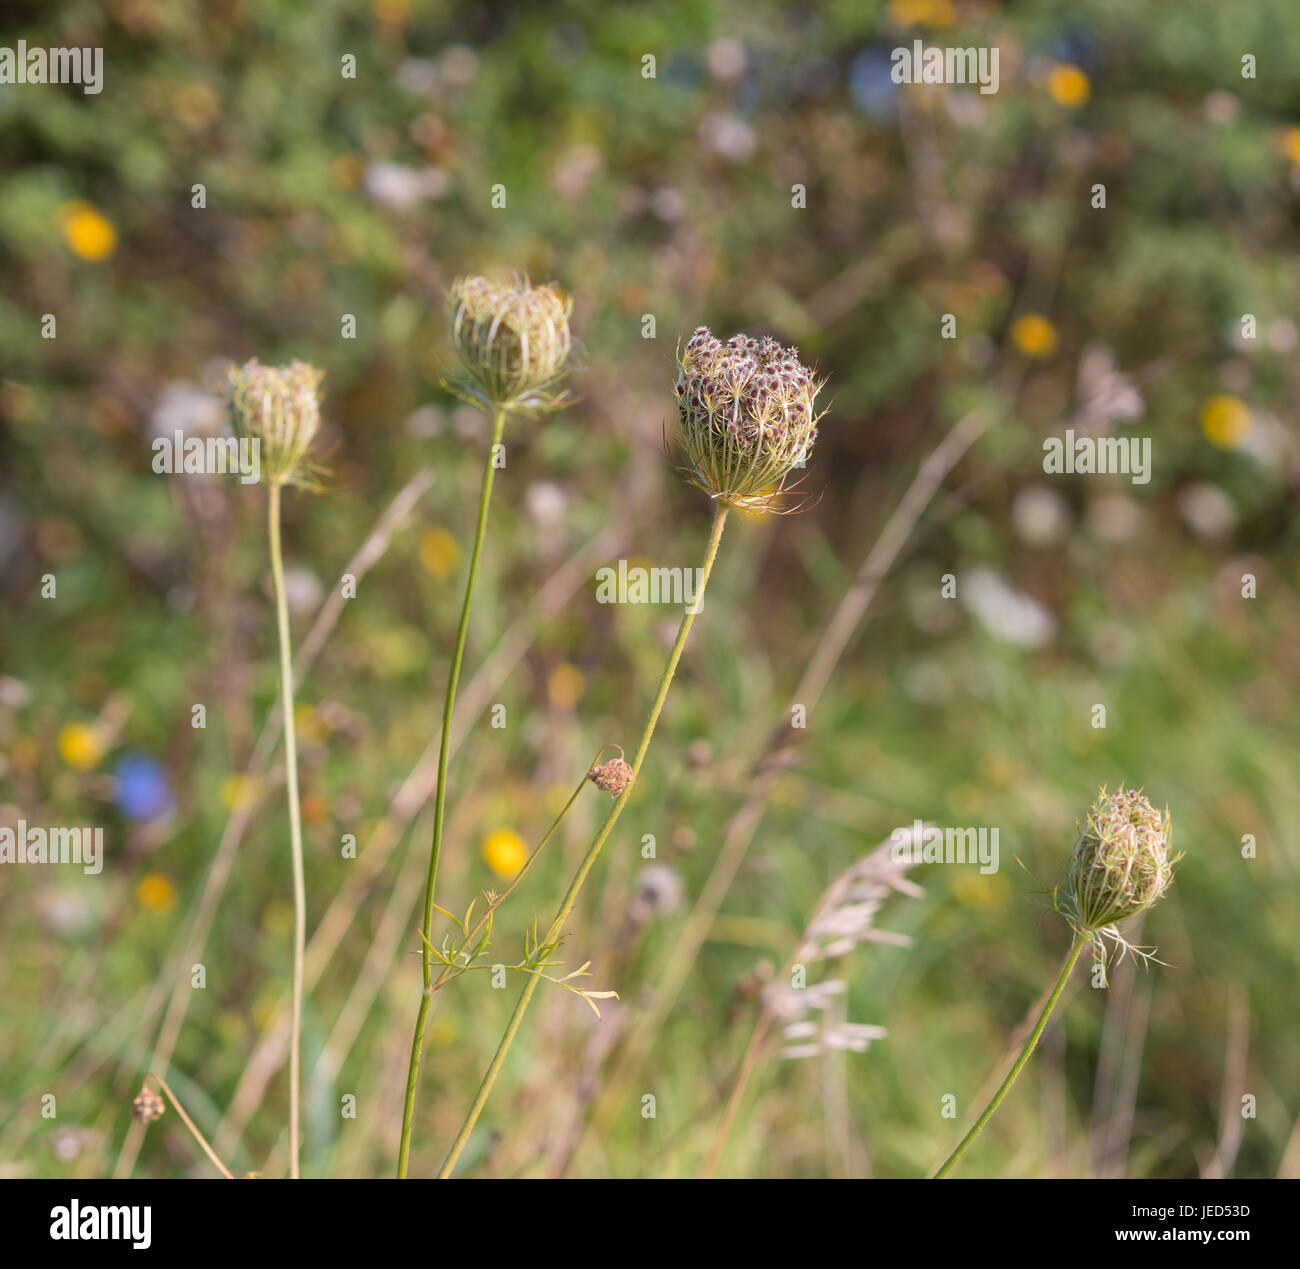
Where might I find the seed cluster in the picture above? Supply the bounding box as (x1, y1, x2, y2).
(227, 358, 324, 488)
(588, 754, 634, 797)
(674, 326, 823, 512)
(448, 275, 572, 412)
(132, 1085, 165, 1124)
(1066, 786, 1176, 931)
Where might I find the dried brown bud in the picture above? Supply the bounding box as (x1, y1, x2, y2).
(132, 1085, 165, 1124)
(588, 750, 634, 798)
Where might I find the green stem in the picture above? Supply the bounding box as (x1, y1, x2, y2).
(267, 482, 306, 1179)
(422, 746, 617, 991)
(932, 935, 1084, 1179)
(437, 505, 730, 1178)
(397, 405, 507, 1178)
(144, 1073, 235, 1179)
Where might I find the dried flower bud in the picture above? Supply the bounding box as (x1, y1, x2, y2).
(588, 749, 633, 798)
(132, 1085, 165, 1124)
(227, 359, 324, 487)
(448, 275, 573, 413)
(1059, 785, 1179, 983)
(1067, 786, 1175, 930)
(673, 326, 825, 513)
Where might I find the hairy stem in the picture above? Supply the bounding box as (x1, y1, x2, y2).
(437, 505, 729, 1178)
(398, 405, 507, 1177)
(267, 482, 306, 1179)
(932, 935, 1084, 1178)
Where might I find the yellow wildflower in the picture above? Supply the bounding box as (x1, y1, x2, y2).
(1200, 394, 1252, 450)
(58, 723, 103, 770)
(548, 663, 585, 709)
(58, 200, 117, 261)
(1010, 313, 1059, 359)
(136, 872, 177, 914)
(482, 828, 527, 879)
(419, 528, 461, 579)
(888, 0, 955, 27)
(1047, 64, 1091, 108)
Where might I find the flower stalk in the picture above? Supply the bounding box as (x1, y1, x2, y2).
(397, 404, 505, 1178)
(436, 505, 729, 1177)
(397, 276, 573, 1177)
(266, 482, 307, 1178)
(932, 935, 1084, 1178)
(932, 785, 1177, 1177)
(431, 322, 820, 1176)
(228, 358, 325, 1179)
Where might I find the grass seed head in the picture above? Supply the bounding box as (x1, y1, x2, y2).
(673, 326, 825, 513)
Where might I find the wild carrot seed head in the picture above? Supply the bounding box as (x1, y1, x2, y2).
(673, 326, 825, 513)
(1065, 786, 1176, 931)
(588, 751, 634, 797)
(448, 275, 573, 413)
(227, 358, 325, 488)
(131, 1084, 164, 1124)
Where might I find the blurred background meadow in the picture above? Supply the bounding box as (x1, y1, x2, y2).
(2, 0, 1299, 1179)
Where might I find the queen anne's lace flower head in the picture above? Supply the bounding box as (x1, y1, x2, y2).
(673, 326, 826, 513)
(448, 275, 573, 413)
(588, 749, 634, 798)
(1060, 785, 1179, 982)
(227, 359, 324, 488)
(131, 1084, 165, 1124)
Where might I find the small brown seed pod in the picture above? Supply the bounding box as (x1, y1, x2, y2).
(132, 1085, 165, 1124)
(588, 747, 634, 798)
